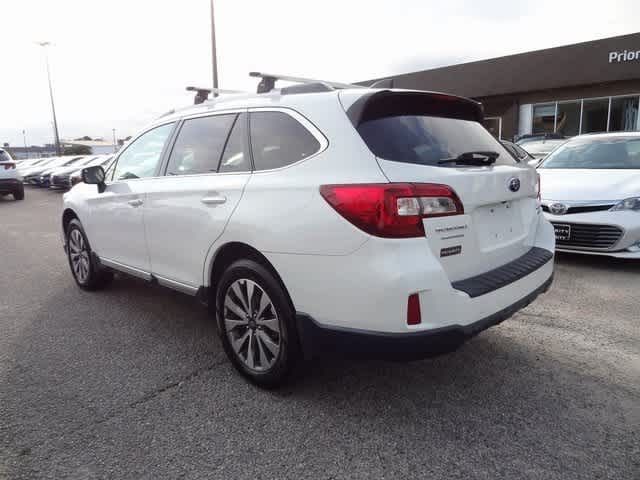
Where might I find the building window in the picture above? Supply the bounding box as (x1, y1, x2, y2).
(609, 96, 639, 132)
(527, 94, 640, 137)
(483, 117, 502, 139)
(532, 104, 555, 134)
(556, 101, 581, 137)
(581, 98, 609, 134)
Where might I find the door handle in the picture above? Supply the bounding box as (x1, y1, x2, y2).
(201, 195, 226, 205)
(127, 199, 143, 207)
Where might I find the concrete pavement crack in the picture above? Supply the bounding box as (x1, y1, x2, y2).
(16, 357, 229, 457)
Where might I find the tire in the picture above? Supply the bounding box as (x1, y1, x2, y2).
(66, 218, 113, 291)
(13, 186, 24, 200)
(216, 259, 301, 388)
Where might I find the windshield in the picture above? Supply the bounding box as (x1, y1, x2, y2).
(539, 136, 640, 169)
(357, 116, 516, 167)
(0, 150, 12, 162)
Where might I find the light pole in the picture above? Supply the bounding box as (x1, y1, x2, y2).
(112, 128, 117, 153)
(37, 41, 61, 156)
(22, 129, 28, 159)
(210, 0, 219, 96)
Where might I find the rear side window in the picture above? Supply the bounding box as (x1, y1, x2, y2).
(167, 114, 236, 175)
(357, 116, 516, 167)
(250, 111, 321, 171)
(219, 113, 250, 173)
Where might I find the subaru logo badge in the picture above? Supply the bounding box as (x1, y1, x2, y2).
(549, 202, 569, 215)
(508, 177, 520, 192)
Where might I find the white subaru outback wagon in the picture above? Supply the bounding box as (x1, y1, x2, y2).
(62, 80, 555, 387)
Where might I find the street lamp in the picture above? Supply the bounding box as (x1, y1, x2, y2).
(210, 0, 219, 95)
(22, 129, 28, 159)
(36, 41, 61, 156)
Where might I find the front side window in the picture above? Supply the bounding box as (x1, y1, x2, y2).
(112, 123, 174, 181)
(166, 114, 236, 176)
(358, 115, 517, 167)
(540, 137, 640, 169)
(250, 111, 321, 171)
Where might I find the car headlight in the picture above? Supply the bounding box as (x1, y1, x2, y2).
(610, 197, 640, 211)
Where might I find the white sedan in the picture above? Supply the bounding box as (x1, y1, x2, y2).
(538, 132, 640, 258)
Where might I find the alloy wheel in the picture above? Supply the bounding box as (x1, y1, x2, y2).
(69, 229, 90, 284)
(224, 279, 281, 372)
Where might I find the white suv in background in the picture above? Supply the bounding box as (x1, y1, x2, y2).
(0, 149, 24, 200)
(62, 83, 555, 387)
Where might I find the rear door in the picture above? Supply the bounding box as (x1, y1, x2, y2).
(143, 111, 251, 290)
(346, 91, 540, 282)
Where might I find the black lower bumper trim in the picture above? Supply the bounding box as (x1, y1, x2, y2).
(295, 273, 553, 361)
(451, 247, 553, 298)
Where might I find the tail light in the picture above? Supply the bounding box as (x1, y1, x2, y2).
(319, 183, 463, 238)
(407, 293, 422, 325)
(3, 163, 16, 170)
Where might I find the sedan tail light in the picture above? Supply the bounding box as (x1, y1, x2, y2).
(319, 183, 463, 238)
(3, 163, 16, 170)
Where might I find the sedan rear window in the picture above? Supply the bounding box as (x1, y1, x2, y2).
(357, 116, 516, 167)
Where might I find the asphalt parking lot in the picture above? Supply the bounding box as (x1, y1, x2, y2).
(1, 187, 638, 479)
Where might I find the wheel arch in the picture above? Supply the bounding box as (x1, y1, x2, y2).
(62, 208, 79, 234)
(207, 242, 295, 311)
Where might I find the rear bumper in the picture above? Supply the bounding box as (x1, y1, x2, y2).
(0, 178, 22, 193)
(296, 274, 553, 360)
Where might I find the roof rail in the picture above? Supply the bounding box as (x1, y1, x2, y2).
(249, 72, 365, 94)
(186, 86, 247, 104)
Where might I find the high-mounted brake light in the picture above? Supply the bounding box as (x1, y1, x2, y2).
(319, 183, 463, 238)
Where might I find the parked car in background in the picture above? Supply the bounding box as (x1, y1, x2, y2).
(538, 132, 640, 258)
(501, 140, 537, 165)
(66, 155, 113, 188)
(518, 138, 567, 161)
(18, 157, 56, 178)
(515, 133, 566, 145)
(37, 156, 88, 187)
(48, 156, 100, 189)
(0, 149, 24, 200)
(21, 157, 62, 183)
(62, 83, 554, 386)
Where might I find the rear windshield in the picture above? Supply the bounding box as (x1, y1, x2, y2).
(357, 115, 516, 167)
(540, 137, 640, 169)
(0, 150, 12, 162)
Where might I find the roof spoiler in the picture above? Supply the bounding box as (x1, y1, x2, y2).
(345, 90, 484, 126)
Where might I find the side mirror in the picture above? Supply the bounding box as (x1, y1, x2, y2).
(81, 165, 106, 192)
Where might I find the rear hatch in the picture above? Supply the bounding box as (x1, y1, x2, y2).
(341, 90, 540, 282)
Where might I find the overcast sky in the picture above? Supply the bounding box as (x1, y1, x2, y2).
(1, 0, 638, 147)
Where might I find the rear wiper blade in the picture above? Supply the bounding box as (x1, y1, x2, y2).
(438, 151, 500, 165)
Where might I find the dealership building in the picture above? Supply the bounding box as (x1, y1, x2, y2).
(362, 32, 640, 140)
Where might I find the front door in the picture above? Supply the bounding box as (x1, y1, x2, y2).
(85, 122, 175, 273)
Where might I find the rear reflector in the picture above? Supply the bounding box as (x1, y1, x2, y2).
(407, 293, 421, 325)
(319, 183, 463, 238)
